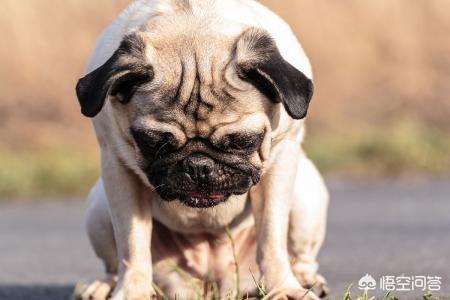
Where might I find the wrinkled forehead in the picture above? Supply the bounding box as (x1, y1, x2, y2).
(135, 29, 270, 138)
(133, 86, 269, 140)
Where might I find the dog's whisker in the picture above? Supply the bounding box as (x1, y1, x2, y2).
(154, 142, 169, 158)
(150, 184, 166, 192)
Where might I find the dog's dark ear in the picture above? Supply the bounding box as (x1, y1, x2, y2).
(235, 28, 313, 119)
(76, 33, 154, 118)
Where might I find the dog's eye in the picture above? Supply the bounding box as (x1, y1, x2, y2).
(219, 132, 264, 153)
(130, 128, 178, 158)
(110, 72, 152, 104)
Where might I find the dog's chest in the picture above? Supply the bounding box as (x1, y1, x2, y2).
(152, 220, 257, 281)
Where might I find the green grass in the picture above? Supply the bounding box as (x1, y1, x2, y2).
(0, 147, 99, 199)
(305, 122, 450, 177)
(149, 281, 439, 300)
(1, 122, 449, 199)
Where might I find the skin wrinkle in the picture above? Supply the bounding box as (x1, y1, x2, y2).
(176, 49, 196, 110)
(222, 53, 245, 93)
(183, 75, 199, 116)
(170, 56, 184, 106)
(186, 50, 199, 115)
(210, 54, 218, 95)
(163, 44, 243, 137)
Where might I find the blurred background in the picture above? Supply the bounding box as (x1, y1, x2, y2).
(1, 0, 449, 198)
(1, 1, 450, 299)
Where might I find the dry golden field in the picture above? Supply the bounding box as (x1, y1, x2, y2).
(1, 0, 449, 197)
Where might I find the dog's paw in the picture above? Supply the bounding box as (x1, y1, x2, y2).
(268, 287, 321, 300)
(110, 269, 156, 300)
(110, 289, 157, 300)
(292, 269, 329, 298)
(72, 276, 117, 300)
(257, 276, 321, 300)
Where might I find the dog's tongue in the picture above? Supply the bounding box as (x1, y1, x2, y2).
(189, 192, 225, 199)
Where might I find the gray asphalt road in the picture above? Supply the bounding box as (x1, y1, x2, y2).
(0, 180, 449, 300)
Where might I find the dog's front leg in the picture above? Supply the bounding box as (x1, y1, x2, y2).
(101, 150, 155, 300)
(250, 141, 319, 300)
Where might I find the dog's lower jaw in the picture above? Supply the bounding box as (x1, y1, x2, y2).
(179, 193, 230, 208)
(154, 179, 256, 208)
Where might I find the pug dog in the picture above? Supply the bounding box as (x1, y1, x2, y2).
(73, 0, 329, 299)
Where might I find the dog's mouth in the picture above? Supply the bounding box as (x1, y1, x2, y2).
(151, 176, 252, 208)
(154, 184, 243, 208)
(146, 157, 262, 208)
(180, 192, 230, 208)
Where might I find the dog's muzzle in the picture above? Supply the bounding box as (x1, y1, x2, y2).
(147, 153, 261, 208)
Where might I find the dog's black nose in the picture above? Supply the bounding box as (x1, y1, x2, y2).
(183, 153, 215, 180)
